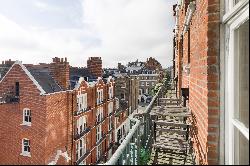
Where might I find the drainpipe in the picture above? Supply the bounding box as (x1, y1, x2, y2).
(183, 2, 196, 35)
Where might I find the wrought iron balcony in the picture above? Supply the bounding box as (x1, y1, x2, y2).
(75, 150, 91, 165)
(74, 127, 91, 140)
(95, 117, 106, 126)
(96, 132, 106, 146)
(108, 124, 114, 133)
(74, 106, 91, 116)
(107, 142, 114, 151)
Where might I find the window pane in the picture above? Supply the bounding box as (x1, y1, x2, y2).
(234, 127, 249, 165)
(235, 20, 249, 128)
(234, 0, 242, 6)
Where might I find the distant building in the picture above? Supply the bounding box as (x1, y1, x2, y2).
(113, 73, 139, 145)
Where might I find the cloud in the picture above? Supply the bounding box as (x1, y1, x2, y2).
(0, 14, 97, 67)
(0, 0, 176, 68)
(81, 0, 176, 67)
(33, 0, 62, 12)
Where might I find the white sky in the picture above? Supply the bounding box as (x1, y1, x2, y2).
(0, 0, 176, 68)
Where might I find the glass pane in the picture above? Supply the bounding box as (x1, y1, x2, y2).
(234, 127, 249, 165)
(235, 20, 249, 128)
(234, 0, 242, 6)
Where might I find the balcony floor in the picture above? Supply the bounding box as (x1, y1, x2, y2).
(147, 89, 195, 165)
(148, 147, 195, 165)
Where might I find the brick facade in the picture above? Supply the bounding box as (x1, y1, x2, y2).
(0, 59, 115, 165)
(173, 0, 220, 164)
(87, 57, 103, 78)
(114, 75, 139, 144)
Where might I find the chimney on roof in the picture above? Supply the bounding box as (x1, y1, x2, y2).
(87, 57, 103, 78)
(49, 57, 70, 90)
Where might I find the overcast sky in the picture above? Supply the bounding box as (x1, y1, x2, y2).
(0, 0, 176, 68)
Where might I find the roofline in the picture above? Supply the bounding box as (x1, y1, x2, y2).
(0, 61, 46, 95)
(43, 90, 73, 96)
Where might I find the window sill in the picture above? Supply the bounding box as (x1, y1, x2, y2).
(20, 123, 31, 127)
(20, 152, 31, 157)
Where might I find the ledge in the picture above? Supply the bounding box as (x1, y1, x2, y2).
(20, 123, 31, 127)
(20, 152, 31, 157)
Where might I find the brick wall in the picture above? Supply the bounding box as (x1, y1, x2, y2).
(87, 57, 103, 78)
(0, 64, 47, 165)
(73, 78, 115, 164)
(45, 92, 74, 165)
(174, 0, 220, 164)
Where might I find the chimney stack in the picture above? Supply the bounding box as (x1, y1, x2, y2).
(87, 57, 103, 78)
(49, 57, 70, 90)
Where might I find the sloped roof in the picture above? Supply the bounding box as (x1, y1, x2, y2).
(26, 66, 62, 93)
(0, 65, 12, 81)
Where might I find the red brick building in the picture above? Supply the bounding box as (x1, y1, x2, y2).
(87, 57, 103, 78)
(173, 0, 249, 165)
(0, 58, 116, 165)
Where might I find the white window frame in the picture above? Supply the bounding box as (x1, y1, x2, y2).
(96, 144, 102, 161)
(108, 117, 112, 131)
(96, 125, 102, 143)
(20, 138, 31, 157)
(96, 107, 103, 123)
(21, 108, 31, 126)
(139, 89, 143, 95)
(97, 89, 104, 104)
(76, 137, 86, 161)
(77, 93, 88, 112)
(224, 1, 249, 164)
(109, 87, 113, 99)
(108, 102, 113, 115)
(77, 116, 87, 134)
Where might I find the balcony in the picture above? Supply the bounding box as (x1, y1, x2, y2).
(108, 124, 114, 133)
(101, 80, 195, 165)
(95, 117, 106, 126)
(96, 99, 104, 105)
(107, 142, 114, 151)
(74, 106, 91, 116)
(75, 150, 91, 165)
(96, 132, 106, 146)
(74, 127, 91, 140)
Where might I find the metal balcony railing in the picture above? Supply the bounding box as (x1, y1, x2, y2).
(75, 150, 91, 165)
(74, 127, 91, 140)
(100, 87, 162, 165)
(74, 106, 91, 116)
